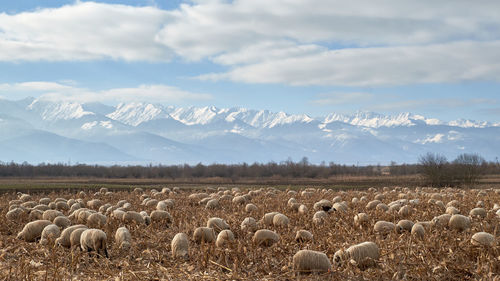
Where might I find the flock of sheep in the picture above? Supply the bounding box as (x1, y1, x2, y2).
(2, 185, 500, 279)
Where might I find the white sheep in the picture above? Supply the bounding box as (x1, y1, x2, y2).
(40, 224, 61, 245)
(80, 229, 109, 258)
(252, 229, 280, 247)
(313, 211, 328, 225)
(298, 204, 308, 215)
(354, 213, 370, 228)
(205, 199, 220, 209)
(207, 217, 230, 233)
(150, 210, 172, 225)
(216, 229, 235, 248)
(115, 227, 132, 250)
(397, 220, 414, 232)
(70, 228, 88, 249)
(193, 227, 216, 243)
(295, 230, 313, 242)
(431, 214, 452, 228)
(333, 241, 380, 269)
(261, 212, 279, 226)
(6, 208, 26, 221)
(55, 225, 88, 247)
(123, 211, 146, 225)
(272, 213, 289, 228)
(293, 250, 332, 274)
(366, 200, 381, 210)
(374, 221, 401, 235)
(448, 214, 471, 231)
(87, 213, 108, 228)
(313, 199, 332, 212)
(445, 206, 460, 215)
(245, 203, 258, 213)
(469, 208, 486, 218)
(171, 233, 189, 259)
(43, 210, 64, 221)
(471, 232, 496, 247)
(53, 216, 71, 229)
(240, 217, 257, 233)
(411, 223, 425, 239)
(17, 220, 52, 242)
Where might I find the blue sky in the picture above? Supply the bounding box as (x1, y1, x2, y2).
(0, 0, 499, 122)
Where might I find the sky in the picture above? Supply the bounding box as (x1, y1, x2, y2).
(0, 0, 499, 121)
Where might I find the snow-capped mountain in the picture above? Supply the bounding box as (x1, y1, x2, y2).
(0, 97, 498, 165)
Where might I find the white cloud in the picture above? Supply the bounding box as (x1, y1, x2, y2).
(0, 2, 172, 61)
(0, 82, 212, 104)
(415, 133, 445, 144)
(311, 92, 374, 105)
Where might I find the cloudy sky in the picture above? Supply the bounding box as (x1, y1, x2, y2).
(0, 0, 499, 121)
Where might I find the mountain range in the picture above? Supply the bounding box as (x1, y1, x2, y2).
(0, 97, 499, 165)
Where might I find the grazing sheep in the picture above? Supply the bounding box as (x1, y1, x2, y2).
(240, 217, 257, 233)
(43, 210, 64, 222)
(29, 209, 44, 221)
(445, 206, 460, 215)
(98, 204, 112, 214)
(77, 210, 95, 224)
(112, 209, 126, 221)
(261, 212, 279, 226)
(69, 203, 82, 213)
(469, 208, 486, 218)
(87, 213, 108, 228)
(171, 233, 189, 259)
(123, 211, 146, 225)
(374, 221, 401, 235)
(205, 199, 220, 209)
(288, 198, 298, 207)
(193, 227, 216, 243)
(354, 213, 370, 228)
(40, 224, 61, 245)
(332, 202, 348, 212)
(156, 201, 168, 211)
(376, 203, 389, 212)
(397, 220, 414, 232)
(448, 214, 471, 231)
(411, 223, 425, 239)
(6, 208, 26, 221)
(21, 201, 37, 208)
(56, 225, 88, 247)
(293, 250, 332, 274)
(313, 211, 328, 225)
(313, 199, 332, 212)
(207, 217, 230, 233)
(216, 229, 235, 248)
(70, 228, 87, 249)
(34, 204, 51, 212)
(431, 214, 452, 228)
(366, 200, 381, 210)
(150, 210, 172, 225)
(17, 220, 52, 242)
(80, 229, 109, 258)
(245, 203, 258, 213)
(55, 201, 69, 211)
(252, 229, 280, 247)
(295, 230, 313, 242)
(145, 199, 159, 208)
(471, 232, 496, 247)
(53, 216, 71, 229)
(232, 195, 247, 205)
(289, 202, 301, 212)
(19, 194, 32, 202)
(333, 241, 380, 269)
(298, 205, 308, 215)
(398, 205, 411, 217)
(115, 227, 132, 250)
(87, 199, 104, 210)
(272, 213, 289, 228)
(39, 198, 51, 205)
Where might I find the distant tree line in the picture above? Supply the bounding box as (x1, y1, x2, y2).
(0, 155, 498, 185)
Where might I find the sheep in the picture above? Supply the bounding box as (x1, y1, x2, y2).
(398, 205, 412, 217)
(431, 214, 452, 228)
(354, 213, 370, 228)
(19, 194, 32, 202)
(6, 208, 26, 221)
(232, 195, 247, 205)
(411, 223, 425, 239)
(53, 216, 71, 229)
(40, 224, 61, 245)
(376, 203, 389, 212)
(313, 211, 328, 225)
(205, 199, 220, 209)
(332, 202, 348, 212)
(33, 204, 51, 212)
(56, 225, 88, 247)
(333, 241, 380, 269)
(295, 230, 313, 242)
(21, 201, 37, 208)
(17, 220, 52, 242)
(216, 229, 235, 248)
(193, 227, 216, 243)
(288, 198, 298, 207)
(115, 227, 132, 250)
(245, 203, 258, 213)
(112, 209, 126, 221)
(145, 199, 159, 208)
(366, 200, 381, 210)
(80, 229, 109, 258)
(471, 232, 496, 247)
(240, 217, 257, 233)
(253, 229, 280, 247)
(87, 213, 108, 228)
(293, 250, 332, 274)
(39, 198, 51, 205)
(123, 211, 146, 225)
(448, 214, 471, 231)
(98, 203, 112, 214)
(171, 233, 189, 259)
(77, 210, 95, 224)
(469, 208, 486, 218)
(206, 217, 230, 233)
(87, 199, 104, 210)
(150, 210, 172, 225)
(55, 201, 69, 211)
(261, 212, 279, 226)
(374, 221, 401, 235)
(70, 228, 88, 249)
(446, 206, 460, 215)
(272, 213, 289, 228)
(313, 199, 332, 212)
(43, 210, 64, 222)
(397, 220, 414, 232)
(298, 204, 308, 215)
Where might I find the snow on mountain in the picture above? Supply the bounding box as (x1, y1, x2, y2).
(28, 99, 94, 121)
(106, 102, 171, 126)
(323, 112, 416, 128)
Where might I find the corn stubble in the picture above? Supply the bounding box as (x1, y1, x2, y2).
(0, 187, 499, 280)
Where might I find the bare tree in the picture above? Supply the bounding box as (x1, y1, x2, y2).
(452, 153, 486, 187)
(419, 153, 449, 187)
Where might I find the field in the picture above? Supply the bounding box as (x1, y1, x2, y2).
(1, 182, 499, 280)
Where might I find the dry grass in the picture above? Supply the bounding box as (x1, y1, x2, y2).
(0, 186, 499, 280)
